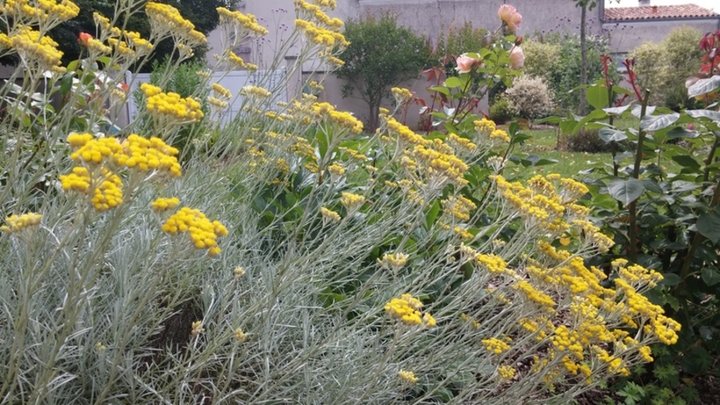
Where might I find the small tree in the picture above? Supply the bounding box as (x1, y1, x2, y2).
(337, 15, 430, 131)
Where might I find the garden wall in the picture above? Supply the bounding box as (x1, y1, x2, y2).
(603, 18, 720, 54)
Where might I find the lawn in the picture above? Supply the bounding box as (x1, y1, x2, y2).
(505, 126, 612, 179)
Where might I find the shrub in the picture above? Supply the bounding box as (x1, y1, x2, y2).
(630, 27, 703, 109)
(337, 14, 431, 131)
(523, 34, 608, 111)
(489, 95, 514, 124)
(630, 42, 666, 104)
(562, 127, 618, 153)
(505, 75, 555, 120)
(432, 21, 488, 64)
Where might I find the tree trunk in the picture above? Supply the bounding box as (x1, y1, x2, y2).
(367, 102, 380, 133)
(579, 4, 588, 114)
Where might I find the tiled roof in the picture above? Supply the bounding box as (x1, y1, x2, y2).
(604, 4, 718, 21)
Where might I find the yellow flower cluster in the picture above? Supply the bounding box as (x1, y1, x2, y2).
(593, 346, 630, 376)
(495, 175, 580, 234)
(613, 258, 664, 288)
(295, 0, 343, 30)
(378, 252, 410, 270)
(408, 141, 469, 188)
(67, 132, 182, 176)
(327, 162, 345, 178)
(60, 133, 183, 212)
(614, 278, 681, 344)
(498, 365, 516, 380)
(9, 27, 63, 70)
(382, 116, 469, 189)
(340, 192, 365, 211)
(226, 51, 258, 72)
(1, 212, 42, 233)
(514, 280, 556, 309)
(212, 83, 232, 99)
(60, 166, 123, 211)
(386, 115, 428, 146)
(151, 197, 181, 212)
(311, 102, 363, 134)
(490, 129, 511, 143)
(0, 0, 79, 28)
(208, 83, 232, 110)
(398, 369, 417, 384)
(552, 325, 584, 360)
(482, 337, 511, 355)
(442, 195, 476, 222)
(320, 207, 341, 223)
(384, 293, 436, 327)
(474, 117, 496, 134)
(141, 83, 204, 123)
(475, 254, 509, 274)
(312, 0, 337, 8)
(161, 207, 229, 256)
(447, 133, 477, 153)
(295, 19, 348, 49)
(240, 85, 272, 99)
(145, 2, 206, 47)
(391, 87, 413, 105)
(217, 7, 268, 36)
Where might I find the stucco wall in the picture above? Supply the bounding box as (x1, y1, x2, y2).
(603, 19, 720, 54)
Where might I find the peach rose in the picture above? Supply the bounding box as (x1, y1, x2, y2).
(498, 4, 522, 34)
(509, 46, 524, 69)
(78, 32, 93, 46)
(456, 53, 480, 74)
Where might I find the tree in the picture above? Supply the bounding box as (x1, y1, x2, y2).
(337, 15, 430, 131)
(574, 0, 597, 114)
(47, 0, 235, 69)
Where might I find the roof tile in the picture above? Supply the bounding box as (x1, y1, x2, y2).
(604, 4, 718, 21)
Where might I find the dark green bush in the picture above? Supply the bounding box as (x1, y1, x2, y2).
(489, 95, 513, 124)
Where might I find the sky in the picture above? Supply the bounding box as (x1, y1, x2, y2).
(606, 0, 720, 12)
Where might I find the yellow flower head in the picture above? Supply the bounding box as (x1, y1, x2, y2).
(1, 212, 42, 233)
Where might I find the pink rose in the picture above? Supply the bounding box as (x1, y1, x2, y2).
(456, 53, 480, 74)
(509, 46, 524, 69)
(498, 4, 522, 34)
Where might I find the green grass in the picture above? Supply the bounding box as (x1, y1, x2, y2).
(506, 127, 612, 179)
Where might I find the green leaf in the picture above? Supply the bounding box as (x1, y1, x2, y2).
(685, 109, 720, 122)
(661, 273, 682, 286)
(444, 76, 463, 88)
(608, 179, 645, 205)
(425, 199, 441, 229)
(701, 267, 720, 286)
(687, 75, 720, 99)
(671, 155, 701, 170)
(586, 85, 608, 110)
(603, 104, 631, 116)
(598, 127, 627, 143)
(641, 113, 680, 131)
(429, 85, 450, 96)
(696, 208, 720, 244)
(665, 126, 699, 139)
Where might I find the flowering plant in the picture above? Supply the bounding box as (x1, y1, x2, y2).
(0, 1, 679, 403)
